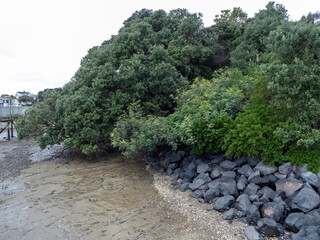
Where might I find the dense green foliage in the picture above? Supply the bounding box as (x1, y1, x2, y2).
(17, 2, 320, 171)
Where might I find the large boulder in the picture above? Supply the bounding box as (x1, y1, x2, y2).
(235, 194, 251, 212)
(275, 178, 303, 197)
(214, 195, 235, 211)
(257, 218, 284, 237)
(291, 187, 320, 212)
(291, 226, 320, 240)
(220, 177, 238, 196)
(246, 204, 261, 225)
(261, 202, 284, 222)
(285, 212, 306, 233)
(300, 171, 320, 188)
(166, 151, 182, 163)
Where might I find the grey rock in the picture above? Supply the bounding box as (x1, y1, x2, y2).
(244, 183, 260, 196)
(278, 162, 293, 175)
(235, 156, 247, 167)
(300, 171, 320, 188)
(191, 190, 203, 199)
(237, 175, 248, 191)
(261, 202, 284, 222)
(222, 208, 237, 220)
(254, 161, 277, 176)
(291, 226, 320, 240)
(249, 194, 259, 202)
(246, 204, 261, 225)
(275, 178, 303, 197)
(274, 172, 287, 180)
(295, 164, 308, 178)
(184, 162, 197, 180)
(259, 186, 276, 203)
(304, 209, 320, 228)
(214, 195, 235, 211)
(257, 218, 284, 237)
(238, 164, 254, 177)
(222, 171, 236, 179)
(220, 160, 237, 170)
(194, 173, 211, 183)
(203, 187, 220, 203)
(292, 187, 320, 212)
(208, 178, 220, 189)
(210, 165, 225, 179)
(285, 212, 306, 233)
(211, 153, 224, 164)
(180, 182, 190, 192)
(220, 177, 238, 196)
(250, 176, 270, 187)
(197, 163, 210, 174)
(189, 179, 206, 191)
(244, 226, 263, 240)
(248, 170, 260, 181)
(235, 194, 251, 211)
(146, 156, 158, 163)
(248, 157, 260, 167)
(166, 151, 181, 163)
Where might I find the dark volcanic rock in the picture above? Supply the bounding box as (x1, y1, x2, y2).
(244, 183, 260, 196)
(222, 208, 237, 220)
(248, 170, 260, 181)
(285, 212, 305, 233)
(246, 204, 261, 225)
(191, 190, 204, 199)
(210, 165, 225, 179)
(259, 186, 276, 203)
(250, 176, 270, 187)
(211, 153, 224, 164)
(237, 175, 248, 191)
(261, 202, 284, 222)
(203, 187, 220, 203)
(291, 226, 320, 240)
(254, 161, 277, 176)
(166, 151, 181, 163)
(189, 179, 206, 191)
(180, 182, 190, 192)
(300, 171, 320, 188)
(257, 218, 284, 237)
(146, 156, 158, 163)
(197, 163, 210, 174)
(291, 187, 320, 212)
(220, 160, 237, 170)
(275, 178, 303, 197)
(278, 162, 293, 175)
(235, 156, 247, 167)
(220, 177, 238, 196)
(238, 164, 254, 178)
(222, 171, 236, 179)
(235, 194, 251, 212)
(244, 226, 263, 240)
(214, 195, 235, 211)
(193, 173, 211, 183)
(248, 157, 260, 167)
(274, 172, 287, 180)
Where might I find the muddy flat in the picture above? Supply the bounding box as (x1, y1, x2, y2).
(0, 140, 245, 240)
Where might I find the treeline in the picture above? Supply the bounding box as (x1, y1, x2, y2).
(17, 2, 320, 171)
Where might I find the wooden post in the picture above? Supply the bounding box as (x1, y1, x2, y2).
(11, 120, 14, 137)
(7, 127, 10, 140)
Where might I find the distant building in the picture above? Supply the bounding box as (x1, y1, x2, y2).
(15, 91, 31, 99)
(0, 95, 15, 107)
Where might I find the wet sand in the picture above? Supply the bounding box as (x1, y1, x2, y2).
(0, 140, 245, 240)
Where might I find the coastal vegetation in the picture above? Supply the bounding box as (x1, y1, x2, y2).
(17, 2, 320, 171)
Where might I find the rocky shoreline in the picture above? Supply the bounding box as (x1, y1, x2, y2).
(146, 147, 320, 240)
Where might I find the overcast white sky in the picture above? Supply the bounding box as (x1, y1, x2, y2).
(0, 0, 319, 95)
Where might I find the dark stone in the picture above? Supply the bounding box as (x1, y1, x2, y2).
(210, 165, 225, 179)
(237, 175, 248, 191)
(180, 182, 190, 192)
(235, 156, 247, 167)
(222, 208, 237, 220)
(267, 174, 277, 185)
(177, 150, 186, 159)
(261, 202, 284, 222)
(259, 186, 276, 203)
(237, 217, 249, 225)
(244, 226, 264, 240)
(235, 194, 251, 211)
(274, 172, 287, 180)
(244, 183, 260, 196)
(295, 164, 308, 178)
(214, 195, 235, 211)
(254, 161, 277, 176)
(300, 171, 320, 188)
(291, 226, 320, 240)
(197, 163, 210, 174)
(184, 162, 196, 180)
(278, 162, 293, 175)
(248, 157, 260, 167)
(211, 153, 224, 164)
(208, 179, 220, 189)
(220, 177, 238, 196)
(146, 156, 158, 163)
(194, 173, 211, 183)
(222, 171, 236, 179)
(250, 176, 270, 187)
(249, 194, 259, 202)
(166, 151, 181, 163)
(189, 179, 206, 191)
(275, 178, 303, 197)
(220, 160, 237, 170)
(291, 187, 320, 212)
(238, 164, 254, 178)
(275, 190, 287, 201)
(248, 170, 260, 181)
(304, 209, 320, 228)
(257, 218, 284, 237)
(203, 187, 220, 203)
(285, 212, 305, 233)
(246, 204, 261, 225)
(191, 190, 204, 199)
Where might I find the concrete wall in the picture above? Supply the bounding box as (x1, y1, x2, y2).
(0, 106, 30, 120)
